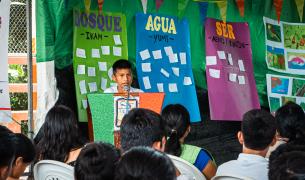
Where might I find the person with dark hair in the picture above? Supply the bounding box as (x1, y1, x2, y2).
(115, 146, 177, 180)
(104, 59, 143, 93)
(0, 125, 16, 180)
(74, 142, 120, 180)
(161, 104, 216, 179)
(215, 109, 276, 180)
(36, 105, 85, 166)
(7, 133, 36, 180)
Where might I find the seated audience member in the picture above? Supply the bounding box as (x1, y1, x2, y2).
(7, 133, 36, 180)
(215, 109, 276, 180)
(115, 146, 176, 180)
(104, 59, 143, 93)
(161, 104, 216, 179)
(36, 105, 85, 166)
(74, 142, 120, 180)
(0, 125, 16, 180)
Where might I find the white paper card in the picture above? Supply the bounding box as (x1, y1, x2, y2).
(164, 46, 174, 56)
(228, 54, 233, 65)
(217, 51, 226, 59)
(82, 99, 88, 109)
(172, 67, 179, 77)
(161, 68, 170, 78)
(113, 47, 122, 57)
(238, 75, 246, 84)
(88, 82, 97, 92)
(206, 56, 217, 66)
(142, 63, 151, 72)
(98, 62, 107, 71)
(101, 78, 107, 90)
(169, 83, 178, 93)
(238, 60, 245, 71)
(180, 52, 187, 65)
(143, 76, 151, 89)
(76, 48, 86, 58)
(157, 83, 164, 92)
(88, 67, 96, 77)
(77, 65, 86, 75)
(229, 73, 237, 82)
(108, 68, 113, 79)
(140, 49, 151, 60)
(209, 69, 220, 79)
(79, 80, 87, 94)
(113, 35, 122, 45)
(92, 49, 100, 58)
(101, 46, 110, 55)
(183, 77, 192, 85)
(169, 53, 178, 63)
(152, 50, 162, 59)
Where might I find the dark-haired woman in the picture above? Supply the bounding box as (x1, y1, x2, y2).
(161, 104, 216, 179)
(36, 105, 86, 166)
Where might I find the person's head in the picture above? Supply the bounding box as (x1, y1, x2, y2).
(238, 109, 276, 151)
(120, 108, 166, 152)
(0, 125, 15, 180)
(74, 142, 120, 180)
(9, 133, 36, 179)
(275, 102, 305, 143)
(112, 59, 133, 92)
(115, 146, 176, 180)
(161, 104, 190, 156)
(37, 105, 84, 162)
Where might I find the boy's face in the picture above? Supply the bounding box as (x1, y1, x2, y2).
(112, 68, 133, 92)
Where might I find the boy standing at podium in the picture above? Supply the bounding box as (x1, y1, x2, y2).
(104, 59, 143, 93)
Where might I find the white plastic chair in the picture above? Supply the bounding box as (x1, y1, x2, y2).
(33, 160, 74, 180)
(168, 154, 206, 180)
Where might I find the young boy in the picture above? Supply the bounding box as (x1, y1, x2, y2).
(215, 109, 277, 180)
(104, 59, 143, 93)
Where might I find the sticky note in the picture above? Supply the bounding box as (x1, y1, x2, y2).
(169, 83, 178, 93)
(157, 83, 164, 92)
(77, 65, 85, 75)
(206, 56, 217, 66)
(92, 49, 100, 58)
(180, 52, 187, 65)
(88, 67, 96, 77)
(164, 46, 173, 56)
(88, 82, 97, 92)
(161, 68, 170, 78)
(113, 35, 122, 45)
(209, 69, 220, 79)
(143, 76, 151, 89)
(140, 49, 150, 60)
(238, 60, 245, 71)
(152, 50, 162, 59)
(217, 51, 226, 60)
(76, 48, 86, 58)
(172, 67, 179, 77)
(142, 63, 151, 72)
(228, 54, 233, 65)
(113, 47, 122, 57)
(238, 75, 246, 84)
(79, 80, 87, 94)
(229, 73, 237, 82)
(101, 78, 107, 90)
(82, 99, 88, 109)
(101, 46, 110, 55)
(108, 68, 113, 79)
(169, 53, 178, 63)
(98, 62, 107, 71)
(183, 77, 192, 86)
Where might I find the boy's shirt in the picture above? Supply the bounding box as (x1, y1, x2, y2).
(104, 84, 143, 93)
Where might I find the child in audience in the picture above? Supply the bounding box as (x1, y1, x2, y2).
(215, 109, 276, 180)
(7, 133, 36, 180)
(36, 105, 85, 166)
(74, 142, 120, 180)
(161, 104, 216, 179)
(115, 146, 176, 180)
(104, 59, 143, 93)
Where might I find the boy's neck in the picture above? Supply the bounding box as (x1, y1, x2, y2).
(242, 146, 269, 157)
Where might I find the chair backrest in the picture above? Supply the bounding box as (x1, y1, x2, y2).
(168, 154, 206, 180)
(211, 174, 254, 180)
(33, 160, 74, 180)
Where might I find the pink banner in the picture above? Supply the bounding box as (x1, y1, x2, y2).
(205, 18, 260, 121)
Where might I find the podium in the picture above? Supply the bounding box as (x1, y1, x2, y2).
(87, 93, 164, 147)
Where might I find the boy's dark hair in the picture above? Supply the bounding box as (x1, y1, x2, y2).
(112, 59, 132, 75)
(0, 125, 16, 167)
(120, 108, 165, 152)
(14, 133, 36, 163)
(115, 146, 176, 180)
(275, 102, 305, 142)
(161, 104, 190, 156)
(242, 109, 276, 150)
(74, 142, 120, 180)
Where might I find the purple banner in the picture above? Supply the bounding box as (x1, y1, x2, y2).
(205, 18, 260, 121)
